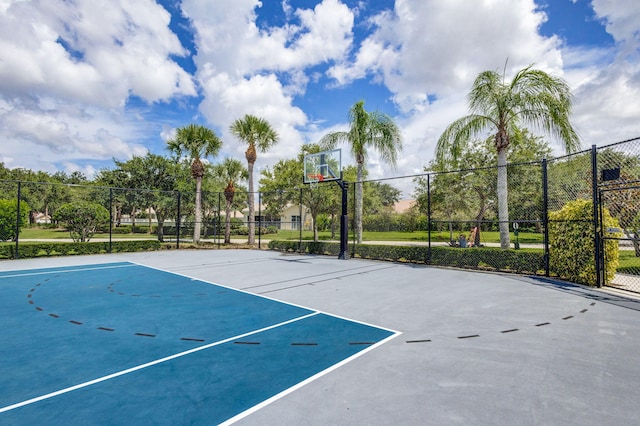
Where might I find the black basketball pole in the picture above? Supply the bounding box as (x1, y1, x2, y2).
(337, 175, 348, 260)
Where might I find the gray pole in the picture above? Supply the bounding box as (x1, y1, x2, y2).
(591, 145, 602, 287)
(14, 181, 21, 259)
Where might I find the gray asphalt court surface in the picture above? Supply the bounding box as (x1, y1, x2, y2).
(2, 249, 640, 425)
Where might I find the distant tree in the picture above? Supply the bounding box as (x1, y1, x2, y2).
(365, 181, 402, 214)
(54, 201, 109, 242)
(213, 158, 249, 244)
(114, 153, 182, 241)
(420, 129, 552, 245)
(230, 115, 279, 244)
(436, 64, 580, 249)
(320, 100, 403, 243)
(167, 124, 222, 244)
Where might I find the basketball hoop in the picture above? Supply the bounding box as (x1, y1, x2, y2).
(306, 173, 323, 190)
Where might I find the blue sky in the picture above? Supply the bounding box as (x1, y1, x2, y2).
(0, 0, 638, 182)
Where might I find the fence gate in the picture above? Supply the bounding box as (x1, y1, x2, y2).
(599, 183, 640, 293)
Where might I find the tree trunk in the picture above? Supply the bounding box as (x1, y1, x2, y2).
(247, 160, 255, 245)
(194, 176, 202, 244)
(224, 182, 235, 244)
(313, 215, 318, 242)
(157, 219, 165, 242)
(497, 148, 510, 249)
(473, 186, 490, 247)
(355, 162, 364, 244)
(116, 205, 122, 226)
(225, 200, 232, 244)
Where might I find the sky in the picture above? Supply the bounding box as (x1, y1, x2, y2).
(0, 0, 639, 185)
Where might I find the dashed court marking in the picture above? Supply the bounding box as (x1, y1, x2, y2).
(405, 302, 596, 343)
(458, 334, 480, 339)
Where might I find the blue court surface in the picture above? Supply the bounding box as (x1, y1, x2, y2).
(0, 262, 397, 424)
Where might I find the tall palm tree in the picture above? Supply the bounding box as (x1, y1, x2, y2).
(436, 64, 580, 249)
(213, 158, 248, 244)
(320, 100, 403, 243)
(230, 114, 279, 244)
(167, 124, 222, 244)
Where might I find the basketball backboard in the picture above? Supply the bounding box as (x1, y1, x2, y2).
(303, 149, 341, 184)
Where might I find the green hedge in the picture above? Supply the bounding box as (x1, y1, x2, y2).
(268, 240, 545, 275)
(548, 199, 620, 286)
(0, 240, 161, 259)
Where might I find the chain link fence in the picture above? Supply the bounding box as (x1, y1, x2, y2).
(596, 138, 640, 292)
(1, 138, 639, 291)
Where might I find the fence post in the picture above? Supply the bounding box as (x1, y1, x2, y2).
(298, 188, 303, 253)
(427, 174, 432, 265)
(541, 159, 550, 277)
(109, 188, 113, 253)
(217, 192, 221, 249)
(14, 181, 21, 259)
(176, 191, 181, 249)
(258, 191, 262, 249)
(591, 145, 602, 287)
(351, 182, 356, 256)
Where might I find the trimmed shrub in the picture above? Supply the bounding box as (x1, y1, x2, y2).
(0, 240, 161, 259)
(268, 240, 545, 275)
(548, 199, 620, 286)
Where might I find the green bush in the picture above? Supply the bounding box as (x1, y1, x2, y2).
(111, 226, 132, 234)
(54, 202, 110, 242)
(231, 226, 249, 236)
(548, 199, 620, 286)
(0, 199, 29, 241)
(268, 240, 545, 274)
(0, 240, 161, 259)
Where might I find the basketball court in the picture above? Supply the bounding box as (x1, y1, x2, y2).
(1, 249, 640, 425)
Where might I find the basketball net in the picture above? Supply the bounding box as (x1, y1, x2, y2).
(307, 172, 324, 190)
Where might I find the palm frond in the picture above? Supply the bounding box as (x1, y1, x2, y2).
(229, 114, 279, 152)
(436, 115, 495, 163)
(319, 131, 349, 150)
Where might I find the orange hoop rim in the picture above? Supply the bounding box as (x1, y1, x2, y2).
(306, 173, 325, 182)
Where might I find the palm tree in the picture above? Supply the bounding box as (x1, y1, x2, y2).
(213, 158, 248, 244)
(320, 100, 403, 243)
(436, 64, 580, 249)
(230, 114, 279, 244)
(167, 124, 222, 244)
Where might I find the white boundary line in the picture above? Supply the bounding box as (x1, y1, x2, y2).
(131, 260, 404, 424)
(131, 260, 401, 335)
(1, 259, 401, 422)
(0, 312, 319, 414)
(0, 263, 135, 279)
(220, 331, 402, 425)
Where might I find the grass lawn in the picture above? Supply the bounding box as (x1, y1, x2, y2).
(18, 227, 156, 240)
(618, 250, 640, 274)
